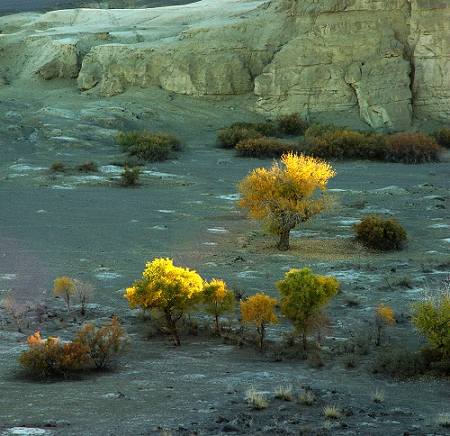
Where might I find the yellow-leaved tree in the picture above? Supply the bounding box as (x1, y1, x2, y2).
(277, 268, 339, 350)
(240, 293, 278, 350)
(238, 153, 335, 250)
(124, 258, 204, 346)
(203, 279, 235, 333)
(375, 304, 395, 346)
(53, 276, 76, 312)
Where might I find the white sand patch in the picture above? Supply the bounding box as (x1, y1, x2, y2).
(236, 270, 260, 279)
(157, 209, 175, 214)
(0, 274, 17, 281)
(9, 164, 46, 172)
(3, 428, 51, 436)
(51, 185, 75, 190)
(95, 271, 122, 280)
(151, 225, 167, 230)
(100, 165, 123, 174)
(202, 242, 217, 246)
(207, 227, 228, 234)
(216, 193, 240, 201)
(428, 224, 450, 229)
(142, 170, 181, 178)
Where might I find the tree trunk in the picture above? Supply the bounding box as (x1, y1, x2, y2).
(214, 314, 220, 334)
(277, 228, 291, 251)
(258, 324, 265, 351)
(302, 333, 307, 351)
(165, 312, 181, 346)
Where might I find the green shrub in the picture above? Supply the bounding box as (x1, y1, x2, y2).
(306, 130, 386, 160)
(50, 161, 66, 173)
(116, 131, 181, 161)
(412, 291, 450, 358)
(236, 137, 302, 158)
(120, 166, 140, 187)
(384, 132, 442, 163)
(372, 349, 427, 378)
(276, 113, 309, 136)
(354, 215, 407, 251)
(304, 123, 341, 142)
(76, 161, 98, 173)
(217, 125, 263, 149)
(433, 128, 450, 148)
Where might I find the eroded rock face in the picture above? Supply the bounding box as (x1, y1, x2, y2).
(0, 0, 449, 128)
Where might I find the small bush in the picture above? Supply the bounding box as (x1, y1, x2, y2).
(76, 161, 98, 173)
(274, 385, 293, 401)
(117, 131, 181, 161)
(217, 125, 263, 149)
(245, 387, 269, 410)
(384, 132, 442, 163)
(354, 215, 407, 251)
(323, 405, 341, 419)
(120, 167, 140, 187)
(412, 290, 450, 358)
(298, 390, 315, 405)
(19, 332, 90, 379)
(74, 317, 127, 369)
(236, 137, 302, 158)
(437, 413, 450, 428)
(50, 161, 66, 173)
(372, 388, 385, 403)
(277, 113, 309, 136)
(433, 128, 450, 148)
(53, 276, 76, 312)
(372, 349, 427, 378)
(304, 123, 341, 142)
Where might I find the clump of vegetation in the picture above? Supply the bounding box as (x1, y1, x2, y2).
(298, 390, 315, 405)
(124, 258, 204, 346)
(50, 161, 66, 173)
(19, 331, 90, 379)
(74, 279, 94, 316)
(238, 153, 335, 251)
(372, 388, 385, 403)
(245, 387, 269, 410)
(240, 293, 278, 351)
(276, 113, 309, 136)
(274, 385, 293, 401)
(76, 161, 98, 173)
(236, 137, 301, 158)
(120, 166, 141, 187)
(412, 290, 450, 359)
(217, 124, 263, 149)
(354, 215, 407, 251)
(277, 268, 339, 350)
(1, 293, 27, 332)
(323, 405, 341, 420)
(19, 318, 127, 378)
(202, 279, 235, 334)
(53, 276, 76, 312)
(437, 413, 450, 428)
(74, 317, 127, 369)
(433, 128, 450, 148)
(117, 131, 181, 161)
(373, 349, 427, 378)
(304, 123, 341, 142)
(375, 304, 395, 346)
(384, 132, 442, 163)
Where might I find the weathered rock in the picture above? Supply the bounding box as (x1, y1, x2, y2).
(0, 0, 449, 128)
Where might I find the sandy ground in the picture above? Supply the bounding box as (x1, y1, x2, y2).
(0, 82, 449, 435)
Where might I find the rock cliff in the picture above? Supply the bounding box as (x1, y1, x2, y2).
(0, 0, 449, 129)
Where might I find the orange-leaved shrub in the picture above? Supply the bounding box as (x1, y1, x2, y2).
(384, 132, 442, 163)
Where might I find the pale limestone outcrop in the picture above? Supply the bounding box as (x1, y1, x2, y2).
(0, 0, 449, 129)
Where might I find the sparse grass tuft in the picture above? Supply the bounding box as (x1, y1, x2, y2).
(76, 161, 98, 173)
(372, 388, 385, 403)
(323, 405, 341, 419)
(274, 385, 293, 401)
(120, 167, 140, 187)
(298, 390, 315, 406)
(245, 387, 269, 410)
(437, 413, 450, 428)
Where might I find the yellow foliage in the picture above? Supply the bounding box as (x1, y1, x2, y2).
(376, 304, 395, 325)
(240, 293, 278, 350)
(124, 258, 204, 345)
(238, 153, 335, 250)
(53, 276, 76, 311)
(203, 279, 235, 332)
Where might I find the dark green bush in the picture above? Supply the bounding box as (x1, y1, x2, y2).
(50, 161, 66, 173)
(372, 349, 427, 378)
(120, 167, 140, 187)
(236, 137, 302, 158)
(354, 215, 407, 251)
(117, 131, 181, 161)
(384, 132, 442, 163)
(217, 125, 263, 149)
(76, 161, 98, 173)
(304, 123, 341, 142)
(433, 128, 450, 149)
(276, 113, 309, 136)
(231, 121, 278, 137)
